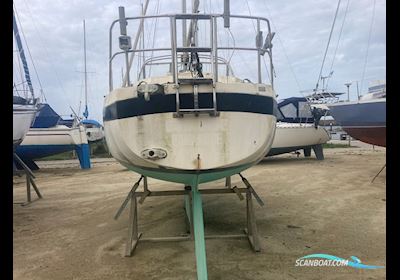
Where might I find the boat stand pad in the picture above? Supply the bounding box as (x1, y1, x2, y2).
(114, 174, 264, 280)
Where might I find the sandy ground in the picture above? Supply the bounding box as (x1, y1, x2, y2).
(13, 142, 386, 280)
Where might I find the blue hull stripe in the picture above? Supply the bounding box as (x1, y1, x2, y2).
(16, 144, 75, 159)
(104, 92, 276, 121)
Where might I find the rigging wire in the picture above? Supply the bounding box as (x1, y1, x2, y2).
(201, 1, 208, 71)
(137, 2, 142, 79)
(314, 0, 342, 92)
(22, 0, 81, 113)
(136, 34, 141, 79)
(245, 0, 271, 84)
(13, 43, 26, 95)
(136, 1, 145, 80)
(203, 1, 212, 72)
(245, 0, 257, 34)
(246, 0, 269, 82)
(360, 0, 377, 95)
(152, 0, 161, 47)
(226, 28, 236, 70)
(261, 1, 330, 125)
(260, 0, 336, 112)
(325, 0, 351, 90)
(148, 0, 160, 77)
(13, 83, 21, 97)
(14, 3, 46, 102)
(77, 73, 85, 117)
(262, 55, 271, 84)
(216, 4, 252, 82)
(213, 0, 228, 68)
(139, 0, 154, 77)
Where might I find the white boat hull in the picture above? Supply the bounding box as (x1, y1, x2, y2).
(16, 125, 89, 161)
(104, 78, 277, 185)
(268, 123, 330, 156)
(13, 104, 37, 147)
(16, 124, 91, 170)
(21, 125, 88, 146)
(85, 127, 105, 142)
(105, 112, 276, 182)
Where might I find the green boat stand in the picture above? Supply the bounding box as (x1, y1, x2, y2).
(114, 174, 264, 280)
(13, 152, 42, 206)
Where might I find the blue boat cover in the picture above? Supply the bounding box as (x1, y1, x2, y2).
(277, 97, 314, 123)
(81, 119, 102, 127)
(31, 103, 61, 128)
(58, 118, 102, 128)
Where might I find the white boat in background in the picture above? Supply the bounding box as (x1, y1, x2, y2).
(14, 17, 93, 170)
(268, 122, 330, 159)
(13, 97, 37, 148)
(78, 20, 105, 144)
(266, 97, 330, 159)
(54, 20, 105, 144)
(15, 104, 91, 170)
(104, 4, 277, 185)
(58, 118, 104, 143)
(21, 125, 87, 150)
(82, 120, 104, 142)
(19, 125, 88, 158)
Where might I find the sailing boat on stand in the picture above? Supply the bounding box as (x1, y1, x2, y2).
(104, 1, 277, 279)
(104, 3, 277, 186)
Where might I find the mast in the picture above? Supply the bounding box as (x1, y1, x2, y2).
(83, 20, 89, 119)
(185, 0, 200, 47)
(13, 8, 34, 100)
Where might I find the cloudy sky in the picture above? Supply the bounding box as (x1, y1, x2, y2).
(13, 0, 386, 123)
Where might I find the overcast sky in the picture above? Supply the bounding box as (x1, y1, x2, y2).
(13, 0, 386, 123)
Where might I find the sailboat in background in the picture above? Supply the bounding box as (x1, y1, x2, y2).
(309, 0, 386, 147)
(13, 8, 38, 149)
(267, 97, 330, 159)
(60, 20, 104, 143)
(15, 20, 92, 170)
(327, 80, 386, 147)
(16, 104, 91, 170)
